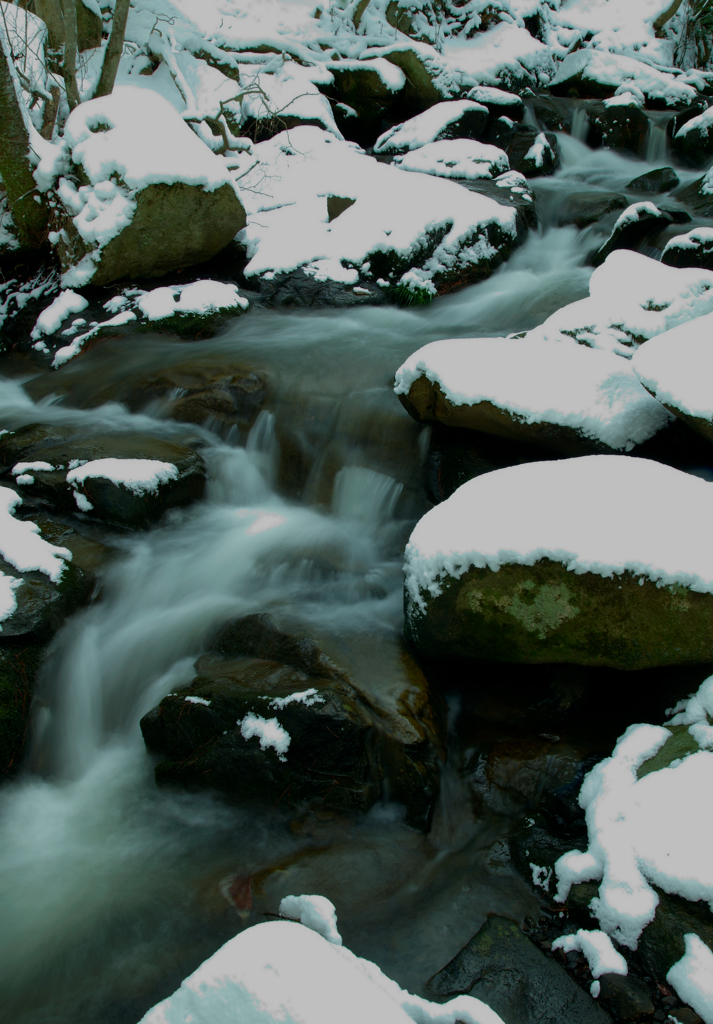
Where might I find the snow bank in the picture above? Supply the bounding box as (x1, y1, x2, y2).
(394, 336, 670, 450)
(553, 674, 713, 950)
(632, 310, 713, 422)
(404, 456, 713, 611)
(525, 251, 713, 358)
(31, 291, 88, 340)
(552, 930, 628, 978)
(549, 49, 697, 107)
(136, 281, 248, 320)
(66, 459, 179, 495)
(138, 907, 505, 1024)
(0, 487, 71, 598)
(393, 140, 509, 181)
(443, 22, 555, 90)
(279, 894, 342, 945)
(373, 101, 489, 154)
(235, 126, 517, 294)
(667, 934, 713, 1024)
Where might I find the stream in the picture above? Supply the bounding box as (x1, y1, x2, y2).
(0, 127, 711, 1024)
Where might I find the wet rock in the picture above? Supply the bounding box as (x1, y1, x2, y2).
(0, 643, 46, 775)
(661, 227, 713, 271)
(586, 101, 649, 158)
(488, 122, 558, 177)
(141, 614, 445, 830)
(463, 174, 537, 233)
(627, 167, 679, 194)
(592, 202, 681, 267)
(0, 424, 206, 529)
(406, 556, 713, 670)
(667, 101, 709, 144)
(671, 107, 713, 169)
(551, 190, 628, 229)
(673, 174, 713, 218)
(671, 1008, 703, 1024)
(597, 973, 655, 1022)
(637, 889, 713, 981)
(257, 268, 388, 309)
(531, 94, 573, 133)
(426, 915, 612, 1024)
(121, 362, 268, 436)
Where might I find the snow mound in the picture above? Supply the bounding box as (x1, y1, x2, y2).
(667, 934, 713, 1024)
(373, 101, 489, 153)
(525, 251, 713, 358)
(137, 916, 505, 1024)
(552, 930, 627, 978)
(31, 291, 88, 340)
(632, 310, 713, 422)
(279, 894, 342, 945)
(393, 140, 509, 181)
(235, 126, 517, 295)
(394, 336, 670, 450)
(443, 22, 555, 91)
(552, 675, 713, 954)
(66, 459, 179, 495)
(136, 281, 248, 320)
(549, 49, 697, 107)
(404, 456, 713, 611)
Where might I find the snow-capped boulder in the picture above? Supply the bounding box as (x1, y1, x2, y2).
(662, 227, 713, 271)
(403, 455, 713, 670)
(141, 612, 444, 830)
(586, 98, 650, 158)
(0, 425, 206, 529)
(549, 49, 697, 106)
(675, 168, 713, 219)
(672, 105, 713, 170)
(373, 100, 489, 154)
(487, 123, 558, 178)
(392, 140, 509, 180)
(394, 336, 670, 455)
(466, 86, 524, 122)
(632, 310, 713, 443)
(235, 126, 521, 302)
(525, 251, 713, 357)
(591, 201, 681, 267)
(54, 87, 246, 287)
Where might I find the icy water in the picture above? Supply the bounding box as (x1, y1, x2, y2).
(0, 135, 710, 1024)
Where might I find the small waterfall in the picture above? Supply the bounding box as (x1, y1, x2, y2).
(332, 466, 403, 521)
(571, 105, 590, 142)
(645, 112, 673, 164)
(246, 409, 280, 487)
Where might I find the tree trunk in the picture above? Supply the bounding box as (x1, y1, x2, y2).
(0, 26, 48, 248)
(62, 0, 79, 108)
(93, 0, 129, 98)
(34, 0, 65, 50)
(653, 0, 684, 32)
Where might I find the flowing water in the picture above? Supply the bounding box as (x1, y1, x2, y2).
(0, 132, 710, 1024)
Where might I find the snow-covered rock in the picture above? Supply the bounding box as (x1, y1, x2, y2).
(672, 105, 713, 170)
(403, 455, 713, 669)
(234, 126, 520, 301)
(393, 140, 509, 181)
(552, 675, 713, 1020)
(394, 336, 670, 454)
(137, 904, 505, 1024)
(524, 251, 713, 358)
(632, 310, 713, 443)
(55, 87, 246, 287)
(549, 49, 698, 106)
(675, 169, 713, 220)
(373, 100, 489, 154)
(592, 201, 676, 267)
(662, 226, 713, 271)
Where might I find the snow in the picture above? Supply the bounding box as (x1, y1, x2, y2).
(467, 85, 522, 109)
(239, 712, 291, 762)
(675, 106, 713, 140)
(604, 89, 645, 109)
(0, 486, 71, 587)
(524, 133, 554, 170)
(31, 291, 89, 340)
(66, 459, 179, 495)
(443, 23, 555, 90)
(52, 310, 138, 367)
(0, 572, 23, 628)
(552, 930, 628, 978)
(373, 101, 489, 154)
(269, 688, 326, 709)
(404, 456, 713, 614)
(525, 251, 713, 358)
(632, 311, 713, 422)
(137, 911, 506, 1024)
(552, 674, 713, 949)
(184, 696, 211, 706)
(136, 280, 248, 320)
(662, 227, 713, 258)
(393, 140, 509, 181)
(612, 201, 662, 231)
(12, 462, 55, 475)
(235, 126, 517, 293)
(548, 49, 697, 107)
(394, 336, 670, 451)
(279, 894, 342, 945)
(667, 935, 713, 1024)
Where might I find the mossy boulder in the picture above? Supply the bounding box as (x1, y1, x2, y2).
(406, 558, 713, 671)
(141, 613, 445, 829)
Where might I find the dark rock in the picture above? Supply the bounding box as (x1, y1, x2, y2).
(427, 916, 612, 1024)
(667, 102, 709, 143)
(627, 168, 679, 194)
(671, 107, 713, 169)
(592, 203, 677, 267)
(597, 973, 654, 1022)
(0, 424, 206, 529)
(531, 94, 573, 133)
(586, 102, 650, 158)
(550, 190, 628, 229)
(0, 643, 46, 776)
(661, 228, 713, 271)
(671, 1008, 703, 1024)
(257, 268, 387, 308)
(673, 175, 713, 218)
(637, 889, 713, 980)
(327, 195, 357, 222)
(510, 813, 588, 897)
(462, 175, 537, 233)
(488, 121, 559, 177)
(142, 614, 445, 830)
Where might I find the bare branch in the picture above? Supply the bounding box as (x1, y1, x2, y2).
(93, 0, 130, 98)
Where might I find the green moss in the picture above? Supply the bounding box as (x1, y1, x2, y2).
(637, 723, 703, 779)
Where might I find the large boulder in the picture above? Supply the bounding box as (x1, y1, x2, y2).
(0, 424, 205, 528)
(374, 100, 489, 153)
(486, 122, 558, 177)
(549, 50, 697, 107)
(141, 613, 445, 830)
(586, 97, 650, 158)
(661, 227, 713, 271)
(632, 309, 713, 443)
(673, 169, 713, 218)
(54, 87, 246, 287)
(394, 336, 670, 456)
(404, 456, 713, 670)
(627, 167, 679, 194)
(392, 140, 509, 182)
(591, 201, 688, 267)
(671, 105, 713, 169)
